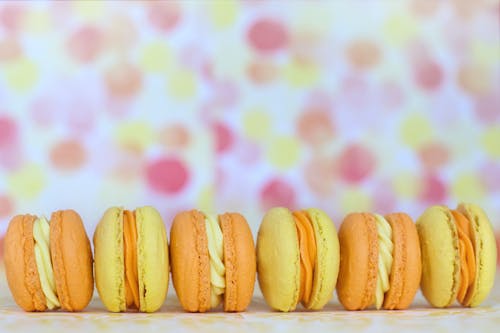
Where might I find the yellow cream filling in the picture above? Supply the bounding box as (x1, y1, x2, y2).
(205, 213, 225, 308)
(33, 217, 60, 309)
(374, 214, 393, 309)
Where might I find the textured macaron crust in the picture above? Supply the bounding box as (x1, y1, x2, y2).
(219, 212, 256, 311)
(417, 204, 497, 308)
(5, 214, 46, 311)
(93, 207, 125, 312)
(50, 210, 94, 311)
(383, 213, 421, 309)
(170, 210, 256, 312)
(337, 212, 421, 310)
(303, 208, 340, 310)
(135, 206, 170, 312)
(93, 206, 169, 313)
(170, 210, 210, 312)
(256, 207, 340, 312)
(337, 213, 379, 310)
(4, 210, 94, 312)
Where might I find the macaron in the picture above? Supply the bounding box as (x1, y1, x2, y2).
(336, 212, 421, 310)
(256, 207, 340, 312)
(170, 210, 256, 312)
(416, 203, 497, 307)
(93, 206, 169, 312)
(4, 210, 94, 312)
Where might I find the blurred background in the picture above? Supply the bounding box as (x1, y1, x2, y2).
(0, 0, 499, 266)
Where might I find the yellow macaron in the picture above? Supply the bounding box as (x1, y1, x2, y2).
(416, 203, 497, 307)
(93, 206, 169, 312)
(257, 207, 340, 311)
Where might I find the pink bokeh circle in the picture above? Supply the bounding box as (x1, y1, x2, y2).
(337, 143, 377, 183)
(146, 156, 190, 195)
(260, 178, 296, 211)
(247, 18, 288, 53)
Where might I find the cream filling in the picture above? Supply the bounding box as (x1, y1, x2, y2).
(33, 217, 60, 309)
(205, 213, 225, 308)
(374, 214, 393, 309)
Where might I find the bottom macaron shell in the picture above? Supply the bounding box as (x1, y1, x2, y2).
(4, 214, 47, 312)
(170, 210, 211, 312)
(416, 206, 460, 308)
(219, 213, 256, 312)
(93, 208, 126, 312)
(257, 207, 301, 312)
(383, 213, 421, 310)
(337, 213, 379, 310)
(50, 210, 94, 311)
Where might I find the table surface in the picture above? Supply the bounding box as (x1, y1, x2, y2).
(1, 271, 499, 333)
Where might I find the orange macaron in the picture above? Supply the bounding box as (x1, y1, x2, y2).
(336, 212, 421, 310)
(169, 210, 256, 312)
(4, 210, 94, 312)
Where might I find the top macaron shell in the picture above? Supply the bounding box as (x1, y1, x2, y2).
(4, 210, 94, 312)
(337, 213, 379, 310)
(256, 207, 340, 312)
(304, 208, 340, 309)
(169, 210, 211, 312)
(169, 210, 256, 312)
(93, 206, 169, 312)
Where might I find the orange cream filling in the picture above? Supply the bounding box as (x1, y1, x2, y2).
(124, 210, 140, 309)
(451, 210, 476, 304)
(293, 211, 316, 305)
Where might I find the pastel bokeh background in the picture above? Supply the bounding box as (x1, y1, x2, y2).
(0, 0, 499, 264)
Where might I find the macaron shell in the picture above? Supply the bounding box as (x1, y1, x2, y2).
(257, 207, 300, 312)
(93, 207, 126, 312)
(457, 203, 497, 307)
(4, 214, 47, 312)
(170, 210, 210, 312)
(50, 210, 94, 311)
(383, 213, 421, 310)
(135, 206, 169, 312)
(219, 212, 256, 312)
(337, 213, 378, 310)
(416, 206, 460, 308)
(304, 208, 339, 310)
